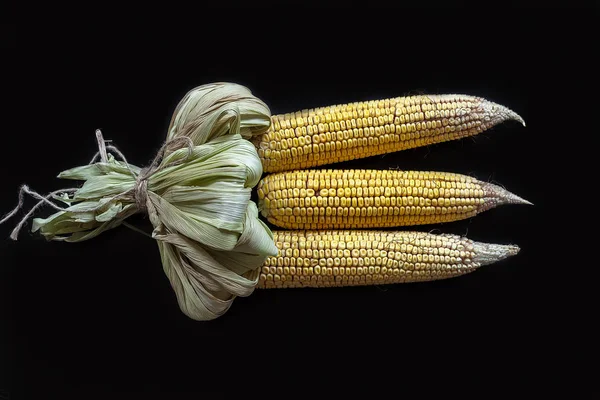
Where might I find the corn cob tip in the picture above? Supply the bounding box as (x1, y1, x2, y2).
(472, 242, 520, 266)
(481, 99, 525, 128)
(479, 182, 533, 212)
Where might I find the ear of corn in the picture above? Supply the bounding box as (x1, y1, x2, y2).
(257, 230, 519, 289)
(254, 94, 524, 172)
(257, 169, 530, 230)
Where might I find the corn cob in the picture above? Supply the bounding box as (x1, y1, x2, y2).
(257, 169, 530, 230)
(253, 94, 524, 172)
(257, 230, 519, 289)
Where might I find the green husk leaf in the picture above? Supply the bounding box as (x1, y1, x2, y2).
(26, 82, 276, 321)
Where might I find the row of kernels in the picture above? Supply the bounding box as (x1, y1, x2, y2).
(261, 264, 427, 277)
(264, 194, 482, 209)
(262, 261, 477, 277)
(296, 238, 396, 250)
(262, 264, 390, 276)
(271, 231, 469, 245)
(273, 99, 398, 121)
(269, 232, 472, 250)
(388, 248, 475, 259)
(265, 123, 399, 143)
(396, 102, 479, 120)
(264, 256, 401, 268)
(284, 237, 427, 250)
(261, 121, 466, 147)
(309, 194, 482, 207)
(270, 211, 473, 222)
(268, 213, 474, 229)
(261, 178, 479, 193)
(269, 102, 480, 137)
(264, 195, 482, 209)
(257, 268, 474, 288)
(313, 186, 480, 198)
(260, 266, 472, 282)
(268, 205, 477, 218)
(258, 133, 470, 171)
(271, 110, 395, 131)
(261, 183, 481, 199)
(261, 169, 476, 184)
(262, 125, 474, 155)
(267, 254, 472, 270)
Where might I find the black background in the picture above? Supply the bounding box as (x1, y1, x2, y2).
(1, 7, 596, 399)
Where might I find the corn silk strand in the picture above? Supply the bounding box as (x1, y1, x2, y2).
(1, 82, 279, 321)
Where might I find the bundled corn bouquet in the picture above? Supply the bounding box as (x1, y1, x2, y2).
(1, 83, 528, 320)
